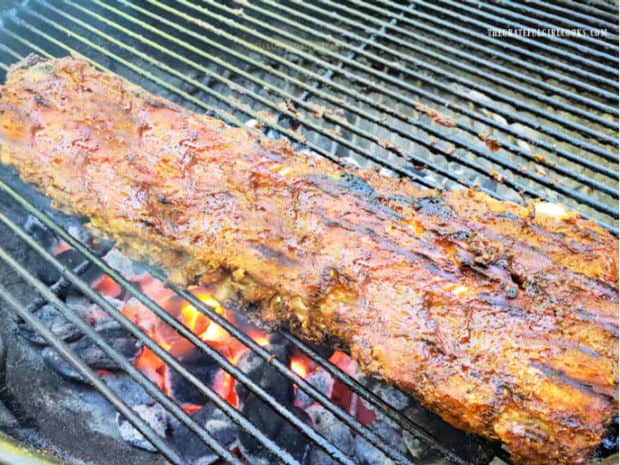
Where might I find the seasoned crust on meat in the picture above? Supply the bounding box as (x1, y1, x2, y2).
(0, 55, 617, 465)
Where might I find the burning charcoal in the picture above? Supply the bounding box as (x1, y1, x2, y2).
(43, 328, 140, 382)
(45, 209, 91, 244)
(42, 346, 85, 382)
(368, 379, 411, 410)
(295, 367, 334, 409)
(117, 403, 169, 452)
(239, 394, 311, 465)
(168, 350, 220, 406)
(353, 420, 408, 465)
(104, 373, 154, 407)
(403, 404, 495, 465)
(306, 404, 354, 465)
(103, 248, 147, 281)
(235, 342, 292, 406)
(24, 214, 55, 250)
(402, 431, 438, 462)
(169, 403, 240, 465)
(65, 295, 123, 328)
(19, 304, 82, 345)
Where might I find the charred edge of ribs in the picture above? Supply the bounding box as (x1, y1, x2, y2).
(0, 54, 617, 465)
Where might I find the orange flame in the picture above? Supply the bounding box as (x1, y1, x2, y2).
(290, 352, 314, 379)
(134, 347, 170, 395)
(92, 275, 122, 299)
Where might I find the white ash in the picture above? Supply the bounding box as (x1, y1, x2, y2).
(103, 248, 148, 281)
(306, 404, 354, 465)
(117, 403, 169, 453)
(295, 367, 334, 409)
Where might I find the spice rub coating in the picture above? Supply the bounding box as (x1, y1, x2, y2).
(0, 55, 617, 465)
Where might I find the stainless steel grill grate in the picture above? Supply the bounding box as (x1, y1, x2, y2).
(0, 0, 618, 464)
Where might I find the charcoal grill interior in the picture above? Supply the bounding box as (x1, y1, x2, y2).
(0, 0, 618, 464)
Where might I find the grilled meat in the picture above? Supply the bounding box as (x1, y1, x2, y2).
(0, 55, 617, 465)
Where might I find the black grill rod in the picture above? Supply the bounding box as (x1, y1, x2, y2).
(188, 0, 619, 150)
(0, 247, 280, 465)
(232, 0, 618, 122)
(467, 0, 618, 39)
(373, 0, 619, 75)
(116, 0, 620, 179)
(140, 1, 620, 166)
(0, 212, 334, 465)
(279, 329, 505, 462)
(19, 6, 572, 216)
(8, 10, 443, 200)
(0, 281, 190, 465)
(178, 1, 620, 158)
(0, 34, 509, 465)
(308, 1, 618, 104)
(8, 13, 463, 201)
(430, 0, 618, 57)
(317, 0, 617, 90)
(10, 12, 620, 226)
(0, 183, 421, 465)
(66, 0, 620, 209)
(0, 43, 22, 62)
(4, 25, 618, 235)
(545, 0, 618, 21)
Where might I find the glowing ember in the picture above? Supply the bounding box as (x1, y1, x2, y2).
(87, 260, 376, 430)
(134, 347, 169, 395)
(290, 352, 314, 379)
(212, 370, 238, 408)
(329, 351, 357, 375)
(247, 329, 270, 347)
(181, 403, 203, 415)
(54, 239, 71, 255)
(92, 274, 122, 299)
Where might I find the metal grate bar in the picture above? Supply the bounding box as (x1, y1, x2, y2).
(183, 0, 618, 149)
(0, 178, 423, 465)
(0, 211, 320, 465)
(224, 0, 617, 125)
(370, 0, 619, 75)
(4, 5, 617, 229)
(542, 0, 619, 22)
(318, 0, 616, 89)
(0, 282, 191, 465)
(479, 0, 618, 38)
(126, 0, 620, 177)
(29, 3, 620, 223)
(246, 0, 618, 114)
(3, 14, 449, 200)
(315, 0, 617, 100)
(139, 0, 619, 166)
(428, 0, 618, 56)
(57, 0, 618, 215)
(7, 8, 455, 199)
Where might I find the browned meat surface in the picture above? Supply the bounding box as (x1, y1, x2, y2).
(0, 55, 617, 465)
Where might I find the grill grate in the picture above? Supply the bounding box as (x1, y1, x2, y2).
(0, 0, 618, 464)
